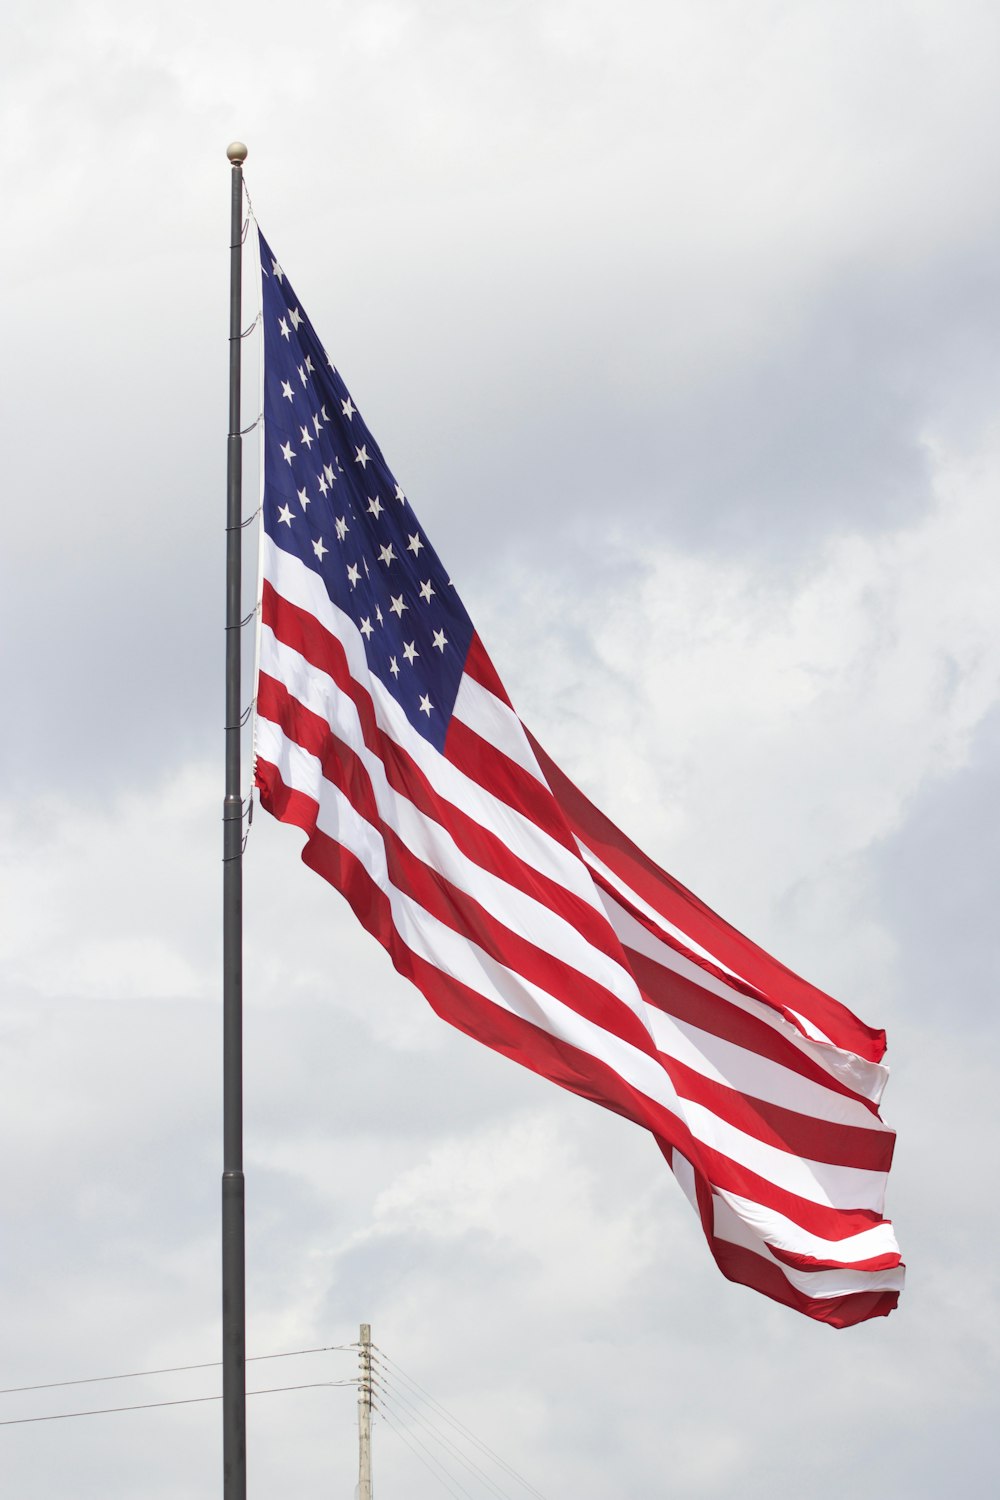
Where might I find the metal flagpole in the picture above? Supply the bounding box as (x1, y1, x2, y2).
(223, 138, 248, 1500)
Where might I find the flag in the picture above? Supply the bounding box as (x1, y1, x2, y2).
(252, 229, 903, 1328)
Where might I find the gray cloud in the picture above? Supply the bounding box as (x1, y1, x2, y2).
(2, 2, 999, 1496)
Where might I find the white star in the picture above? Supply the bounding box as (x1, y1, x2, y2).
(324, 463, 336, 485)
(375, 604, 383, 624)
(280, 380, 294, 401)
(342, 396, 356, 420)
(359, 616, 374, 640)
(278, 317, 290, 340)
(347, 563, 360, 588)
(355, 445, 370, 468)
(297, 487, 310, 510)
(313, 537, 328, 561)
(271, 259, 284, 282)
(389, 594, 407, 618)
(403, 640, 419, 665)
(298, 364, 308, 387)
(389, 656, 400, 678)
(277, 503, 294, 526)
(418, 694, 432, 717)
(367, 495, 383, 518)
(432, 629, 448, 652)
(407, 533, 424, 556)
(395, 483, 406, 504)
(304, 355, 315, 373)
(419, 579, 435, 603)
(299, 425, 313, 448)
(317, 472, 329, 497)
(321, 405, 330, 421)
(313, 412, 323, 435)
(288, 306, 302, 329)
(334, 516, 348, 540)
(378, 543, 396, 567)
(363, 557, 370, 577)
(280, 440, 295, 464)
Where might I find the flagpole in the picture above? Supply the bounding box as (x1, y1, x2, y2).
(223, 138, 248, 1500)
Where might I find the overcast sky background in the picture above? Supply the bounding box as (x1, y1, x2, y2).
(2, 1, 998, 1495)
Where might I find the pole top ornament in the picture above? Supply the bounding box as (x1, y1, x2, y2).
(227, 141, 248, 165)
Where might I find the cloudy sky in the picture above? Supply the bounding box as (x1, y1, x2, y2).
(2, 0, 998, 1494)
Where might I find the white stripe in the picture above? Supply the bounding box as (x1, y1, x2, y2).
(259, 621, 613, 929)
(260, 546, 602, 910)
(671, 1153, 900, 1269)
(264, 534, 373, 693)
(581, 840, 835, 1049)
(264, 604, 883, 1143)
(452, 673, 545, 781)
(600, 882, 889, 1107)
(710, 1193, 905, 1298)
(670, 1149, 700, 1214)
(681, 1096, 885, 1211)
(784, 1008, 835, 1046)
(256, 673, 646, 1027)
(716, 1187, 902, 1266)
(262, 725, 890, 1213)
(579, 839, 744, 980)
(648, 1009, 889, 1133)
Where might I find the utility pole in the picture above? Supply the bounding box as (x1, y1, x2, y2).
(358, 1324, 373, 1500)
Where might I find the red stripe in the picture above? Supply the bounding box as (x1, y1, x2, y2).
(445, 716, 579, 857)
(657, 1154, 899, 1320)
(259, 757, 897, 1322)
(257, 759, 892, 1243)
(263, 578, 381, 741)
(703, 1236, 899, 1328)
(260, 652, 888, 1171)
(656, 1050, 895, 1173)
(596, 870, 836, 1047)
(263, 582, 580, 860)
(255, 711, 656, 1058)
(624, 943, 883, 1117)
(529, 731, 887, 1063)
(462, 631, 512, 706)
(258, 666, 621, 968)
(257, 760, 685, 1131)
(766, 1242, 902, 1275)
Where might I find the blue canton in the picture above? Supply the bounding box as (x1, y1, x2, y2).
(259, 230, 474, 752)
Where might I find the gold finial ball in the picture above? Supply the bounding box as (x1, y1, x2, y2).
(226, 141, 248, 164)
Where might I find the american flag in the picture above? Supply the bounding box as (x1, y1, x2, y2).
(253, 229, 904, 1328)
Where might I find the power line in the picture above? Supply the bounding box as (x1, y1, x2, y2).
(372, 1371, 517, 1500)
(0, 1342, 357, 1397)
(3, 1332, 548, 1500)
(375, 1397, 479, 1500)
(0, 1380, 357, 1428)
(372, 1349, 547, 1500)
(376, 1401, 467, 1500)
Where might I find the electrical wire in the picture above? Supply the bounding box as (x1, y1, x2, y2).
(374, 1396, 479, 1500)
(3, 1331, 547, 1500)
(375, 1400, 467, 1500)
(372, 1349, 547, 1500)
(0, 1380, 356, 1427)
(372, 1372, 517, 1500)
(0, 1342, 357, 1397)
